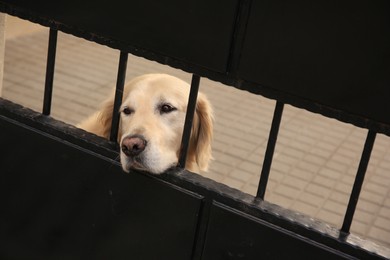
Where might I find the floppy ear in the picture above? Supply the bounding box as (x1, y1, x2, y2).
(96, 95, 116, 139)
(188, 92, 214, 171)
(77, 92, 117, 140)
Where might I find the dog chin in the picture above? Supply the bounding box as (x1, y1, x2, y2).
(121, 156, 174, 175)
(121, 157, 146, 173)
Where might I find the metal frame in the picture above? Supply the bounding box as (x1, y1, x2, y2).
(257, 101, 284, 199)
(42, 28, 57, 115)
(110, 51, 128, 142)
(341, 130, 377, 234)
(179, 74, 201, 169)
(20, 31, 388, 257)
(0, 1, 389, 259)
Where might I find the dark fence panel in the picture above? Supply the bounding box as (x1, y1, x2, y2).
(238, 0, 390, 130)
(1, 0, 390, 259)
(0, 104, 203, 259)
(1, 0, 238, 73)
(2, 98, 388, 259)
(202, 202, 350, 260)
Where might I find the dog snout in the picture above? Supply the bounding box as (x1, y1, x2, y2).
(121, 135, 147, 157)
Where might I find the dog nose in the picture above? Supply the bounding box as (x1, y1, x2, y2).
(121, 135, 147, 157)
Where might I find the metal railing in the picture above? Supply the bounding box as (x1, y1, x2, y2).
(39, 28, 381, 240)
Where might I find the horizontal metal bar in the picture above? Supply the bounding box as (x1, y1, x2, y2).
(178, 74, 200, 168)
(42, 28, 58, 115)
(341, 130, 376, 234)
(110, 51, 128, 142)
(256, 101, 284, 199)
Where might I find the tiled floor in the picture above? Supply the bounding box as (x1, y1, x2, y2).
(2, 16, 390, 249)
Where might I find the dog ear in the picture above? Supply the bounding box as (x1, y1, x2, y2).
(188, 92, 214, 171)
(77, 92, 116, 139)
(97, 95, 116, 139)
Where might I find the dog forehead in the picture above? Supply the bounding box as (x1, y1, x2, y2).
(123, 76, 190, 107)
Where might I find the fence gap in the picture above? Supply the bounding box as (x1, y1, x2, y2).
(256, 101, 284, 199)
(109, 51, 128, 142)
(42, 28, 58, 115)
(178, 74, 200, 169)
(341, 130, 376, 234)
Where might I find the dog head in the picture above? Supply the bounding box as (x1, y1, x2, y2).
(98, 74, 213, 174)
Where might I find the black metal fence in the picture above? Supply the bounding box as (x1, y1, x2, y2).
(0, 0, 389, 259)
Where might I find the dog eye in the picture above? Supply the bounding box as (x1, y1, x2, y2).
(122, 107, 133, 115)
(160, 104, 177, 114)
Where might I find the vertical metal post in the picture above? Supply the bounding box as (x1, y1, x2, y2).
(341, 130, 376, 234)
(42, 28, 58, 115)
(256, 101, 284, 199)
(110, 51, 128, 142)
(178, 74, 200, 168)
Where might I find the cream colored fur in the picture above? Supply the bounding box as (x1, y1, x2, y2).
(78, 74, 213, 174)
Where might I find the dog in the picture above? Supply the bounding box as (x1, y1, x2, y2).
(78, 74, 213, 174)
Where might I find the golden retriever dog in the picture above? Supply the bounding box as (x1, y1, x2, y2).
(78, 74, 213, 174)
